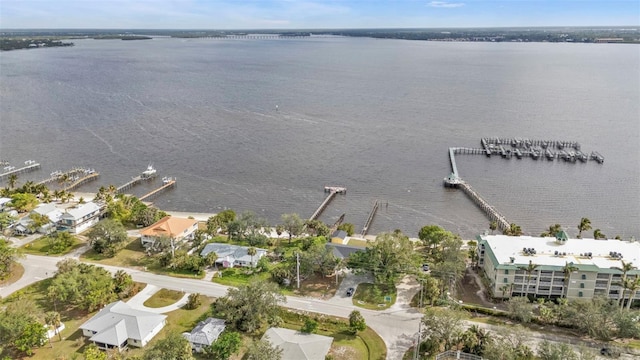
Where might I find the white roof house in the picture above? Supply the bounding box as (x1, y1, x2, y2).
(182, 317, 226, 352)
(200, 243, 267, 268)
(262, 327, 333, 360)
(0, 197, 11, 211)
(80, 301, 166, 351)
(58, 201, 101, 234)
(15, 203, 64, 234)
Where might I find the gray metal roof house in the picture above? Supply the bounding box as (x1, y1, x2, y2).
(182, 317, 226, 352)
(262, 327, 333, 360)
(79, 301, 167, 351)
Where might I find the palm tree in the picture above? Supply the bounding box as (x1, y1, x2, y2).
(562, 262, 579, 298)
(505, 223, 522, 236)
(625, 276, 640, 310)
(489, 221, 497, 235)
(518, 260, 539, 297)
(8, 174, 18, 190)
(541, 224, 562, 237)
(247, 247, 257, 267)
(45, 311, 62, 342)
(593, 229, 606, 239)
(577, 217, 591, 238)
(613, 260, 637, 308)
(499, 284, 512, 299)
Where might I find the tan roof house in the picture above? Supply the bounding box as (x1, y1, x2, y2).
(140, 216, 198, 247)
(262, 327, 333, 360)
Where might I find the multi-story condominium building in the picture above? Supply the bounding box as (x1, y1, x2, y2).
(477, 234, 640, 303)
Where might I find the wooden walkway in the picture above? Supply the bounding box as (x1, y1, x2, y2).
(63, 172, 100, 192)
(0, 163, 41, 181)
(361, 200, 380, 236)
(139, 179, 176, 201)
(309, 186, 346, 221)
(36, 168, 90, 186)
(458, 181, 510, 231)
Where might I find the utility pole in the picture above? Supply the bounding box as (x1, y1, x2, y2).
(296, 252, 300, 289)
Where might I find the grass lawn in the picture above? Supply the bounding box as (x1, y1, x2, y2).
(352, 283, 397, 310)
(143, 289, 185, 308)
(81, 237, 205, 279)
(20, 235, 86, 256)
(212, 267, 270, 286)
(0, 262, 24, 286)
(281, 273, 342, 300)
(278, 309, 386, 360)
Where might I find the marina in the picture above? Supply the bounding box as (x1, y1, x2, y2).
(309, 186, 347, 221)
(36, 167, 95, 186)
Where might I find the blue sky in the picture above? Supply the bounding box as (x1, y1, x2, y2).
(1, 0, 638, 29)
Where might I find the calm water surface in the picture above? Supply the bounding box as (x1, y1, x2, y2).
(1, 37, 638, 239)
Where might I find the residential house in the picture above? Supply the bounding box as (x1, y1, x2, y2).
(182, 317, 226, 353)
(477, 234, 640, 302)
(325, 243, 365, 260)
(14, 203, 63, 235)
(79, 301, 166, 351)
(200, 243, 267, 268)
(140, 216, 198, 247)
(58, 201, 101, 234)
(262, 327, 333, 360)
(330, 230, 347, 244)
(0, 197, 11, 211)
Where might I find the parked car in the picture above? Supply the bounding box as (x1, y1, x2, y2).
(422, 264, 430, 272)
(346, 287, 355, 297)
(600, 347, 620, 358)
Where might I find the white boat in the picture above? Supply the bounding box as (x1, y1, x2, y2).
(162, 176, 172, 184)
(142, 164, 157, 178)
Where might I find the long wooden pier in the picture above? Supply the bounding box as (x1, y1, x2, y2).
(63, 172, 100, 192)
(309, 186, 347, 221)
(139, 178, 176, 202)
(458, 181, 510, 231)
(361, 200, 380, 236)
(0, 162, 41, 181)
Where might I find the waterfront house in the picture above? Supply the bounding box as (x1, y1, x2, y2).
(140, 216, 198, 247)
(325, 243, 365, 260)
(14, 203, 63, 235)
(79, 301, 166, 351)
(330, 230, 348, 244)
(58, 201, 101, 234)
(182, 317, 226, 353)
(200, 243, 267, 268)
(477, 234, 640, 304)
(261, 327, 333, 360)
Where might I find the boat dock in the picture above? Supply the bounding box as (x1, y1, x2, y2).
(63, 172, 100, 192)
(36, 167, 92, 186)
(309, 186, 347, 221)
(116, 165, 159, 193)
(139, 177, 176, 202)
(479, 138, 602, 163)
(0, 161, 41, 181)
(361, 200, 380, 236)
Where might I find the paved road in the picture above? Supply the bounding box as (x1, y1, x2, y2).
(2, 255, 637, 360)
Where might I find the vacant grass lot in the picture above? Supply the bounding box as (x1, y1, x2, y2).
(81, 237, 205, 279)
(211, 267, 270, 286)
(143, 289, 185, 308)
(352, 283, 397, 310)
(0, 262, 24, 286)
(20, 235, 85, 256)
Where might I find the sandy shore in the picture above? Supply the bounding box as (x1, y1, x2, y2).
(163, 211, 216, 222)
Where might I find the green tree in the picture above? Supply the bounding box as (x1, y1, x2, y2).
(301, 318, 318, 333)
(504, 223, 523, 236)
(348, 231, 418, 284)
(0, 299, 44, 355)
(537, 340, 579, 360)
(337, 222, 355, 236)
(143, 331, 194, 360)
(482, 325, 535, 360)
(247, 246, 257, 266)
(214, 279, 285, 333)
(185, 293, 201, 310)
(593, 228, 606, 239)
(613, 260, 636, 308)
(281, 213, 304, 243)
(10, 193, 38, 212)
(418, 225, 450, 255)
(87, 219, 128, 257)
(83, 343, 107, 360)
(14, 320, 47, 356)
(517, 260, 539, 297)
(0, 212, 17, 232)
(0, 239, 22, 279)
(577, 217, 591, 238)
(207, 210, 236, 235)
(489, 221, 497, 234)
(507, 296, 535, 323)
(562, 262, 579, 298)
(541, 224, 562, 237)
(44, 311, 62, 342)
(420, 307, 465, 351)
(47, 261, 116, 311)
(8, 174, 18, 190)
(112, 269, 133, 296)
(245, 339, 283, 360)
(204, 251, 218, 268)
(460, 325, 491, 357)
(348, 310, 366, 333)
(207, 330, 241, 360)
